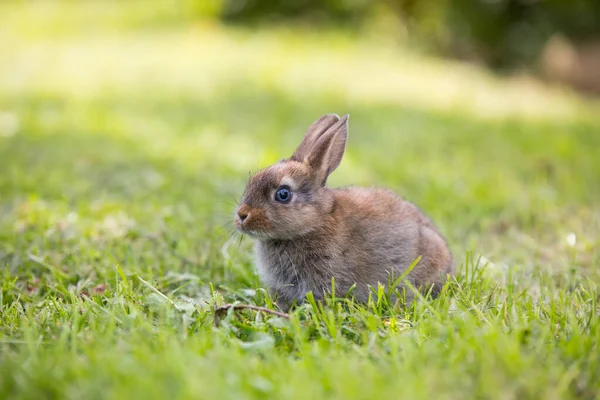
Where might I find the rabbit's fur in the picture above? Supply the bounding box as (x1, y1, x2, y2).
(235, 114, 452, 310)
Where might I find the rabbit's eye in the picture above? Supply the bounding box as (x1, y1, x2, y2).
(275, 186, 292, 203)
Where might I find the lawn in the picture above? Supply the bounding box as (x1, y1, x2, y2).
(1, 2, 599, 399)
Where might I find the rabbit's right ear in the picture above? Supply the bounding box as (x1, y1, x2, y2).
(305, 114, 348, 186)
(291, 114, 340, 162)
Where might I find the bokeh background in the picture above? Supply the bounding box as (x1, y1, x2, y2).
(1, 1, 600, 398)
(1, 0, 599, 288)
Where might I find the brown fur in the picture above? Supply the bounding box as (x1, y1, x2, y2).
(235, 114, 453, 310)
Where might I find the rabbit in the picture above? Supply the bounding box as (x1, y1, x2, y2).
(234, 114, 453, 311)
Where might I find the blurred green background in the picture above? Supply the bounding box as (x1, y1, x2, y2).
(217, 0, 600, 72)
(1, 1, 600, 399)
(2, 0, 599, 266)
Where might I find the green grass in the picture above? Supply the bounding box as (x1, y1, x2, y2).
(1, 2, 600, 399)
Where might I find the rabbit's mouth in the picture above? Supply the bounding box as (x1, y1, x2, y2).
(235, 217, 267, 238)
(246, 231, 265, 239)
(238, 228, 274, 240)
(235, 204, 274, 239)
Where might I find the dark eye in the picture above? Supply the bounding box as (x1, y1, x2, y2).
(275, 186, 292, 203)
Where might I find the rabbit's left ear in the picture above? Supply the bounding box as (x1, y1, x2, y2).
(292, 114, 340, 162)
(306, 114, 349, 185)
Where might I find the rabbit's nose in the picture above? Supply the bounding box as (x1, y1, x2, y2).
(236, 204, 252, 225)
(237, 210, 249, 223)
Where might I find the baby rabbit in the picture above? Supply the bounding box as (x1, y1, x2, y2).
(235, 114, 453, 310)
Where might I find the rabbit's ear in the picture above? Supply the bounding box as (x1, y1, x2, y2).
(291, 114, 340, 162)
(306, 114, 349, 185)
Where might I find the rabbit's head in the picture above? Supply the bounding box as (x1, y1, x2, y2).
(235, 114, 348, 240)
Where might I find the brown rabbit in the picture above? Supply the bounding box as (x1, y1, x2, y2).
(235, 114, 453, 310)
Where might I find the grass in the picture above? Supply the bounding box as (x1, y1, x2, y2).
(1, 2, 600, 399)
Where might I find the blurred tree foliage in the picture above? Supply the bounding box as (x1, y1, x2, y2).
(205, 0, 600, 70)
(215, 0, 373, 24)
(396, 0, 600, 69)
